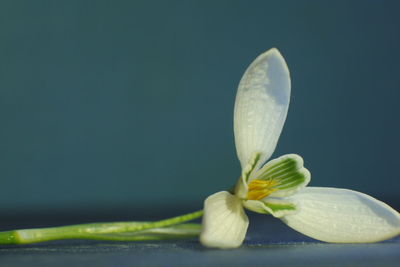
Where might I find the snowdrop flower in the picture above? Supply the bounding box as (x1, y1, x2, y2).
(200, 48, 400, 249)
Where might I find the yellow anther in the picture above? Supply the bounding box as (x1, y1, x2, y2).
(247, 179, 279, 200)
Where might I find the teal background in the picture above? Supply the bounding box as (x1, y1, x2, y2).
(0, 0, 399, 216)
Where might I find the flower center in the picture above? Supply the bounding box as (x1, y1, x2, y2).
(247, 179, 279, 200)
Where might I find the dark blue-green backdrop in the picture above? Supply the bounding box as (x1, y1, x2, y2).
(1, 0, 399, 217)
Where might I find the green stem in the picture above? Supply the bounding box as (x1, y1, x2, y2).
(0, 210, 203, 245)
(82, 223, 202, 241)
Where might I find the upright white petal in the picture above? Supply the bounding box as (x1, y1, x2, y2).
(234, 48, 291, 170)
(281, 187, 400, 243)
(200, 191, 249, 249)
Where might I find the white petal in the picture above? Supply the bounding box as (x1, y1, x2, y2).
(281, 187, 400, 243)
(200, 191, 249, 248)
(234, 48, 291, 169)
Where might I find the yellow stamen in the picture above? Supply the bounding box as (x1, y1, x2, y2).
(247, 179, 279, 200)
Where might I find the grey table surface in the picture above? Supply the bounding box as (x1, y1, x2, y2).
(0, 212, 399, 267)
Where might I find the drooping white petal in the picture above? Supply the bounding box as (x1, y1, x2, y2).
(281, 187, 400, 243)
(200, 191, 249, 248)
(234, 48, 291, 170)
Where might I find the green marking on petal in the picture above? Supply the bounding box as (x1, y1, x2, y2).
(235, 152, 263, 199)
(243, 199, 298, 217)
(242, 152, 262, 182)
(263, 201, 297, 214)
(260, 158, 298, 178)
(250, 154, 311, 197)
(234, 152, 262, 199)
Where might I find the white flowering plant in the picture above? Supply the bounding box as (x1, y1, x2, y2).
(0, 48, 398, 248)
(200, 48, 400, 248)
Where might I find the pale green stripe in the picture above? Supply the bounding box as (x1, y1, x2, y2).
(264, 202, 297, 213)
(268, 168, 301, 182)
(243, 152, 262, 182)
(277, 180, 305, 190)
(259, 158, 295, 177)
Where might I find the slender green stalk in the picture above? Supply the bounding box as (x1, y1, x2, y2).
(81, 223, 202, 241)
(0, 210, 203, 245)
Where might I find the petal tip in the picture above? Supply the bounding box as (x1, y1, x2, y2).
(282, 187, 400, 243)
(259, 47, 289, 74)
(264, 47, 282, 57)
